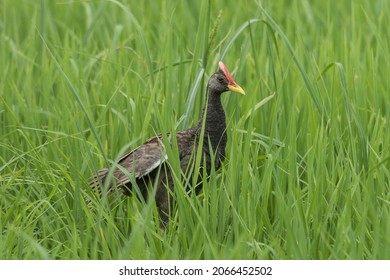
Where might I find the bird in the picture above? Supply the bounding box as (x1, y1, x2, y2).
(88, 61, 245, 225)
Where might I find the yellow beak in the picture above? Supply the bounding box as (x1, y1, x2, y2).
(228, 84, 245, 95)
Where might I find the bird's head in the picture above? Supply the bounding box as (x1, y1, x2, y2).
(208, 61, 245, 95)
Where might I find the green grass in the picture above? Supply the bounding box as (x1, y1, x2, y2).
(1, 0, 389, 259)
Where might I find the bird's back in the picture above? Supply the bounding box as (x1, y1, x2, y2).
(88, 129, 199, 196)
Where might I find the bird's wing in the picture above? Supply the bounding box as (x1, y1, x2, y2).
(88, 130, 198, 196)
(114, 135, 168, 185)
(89, 134, 168, 192)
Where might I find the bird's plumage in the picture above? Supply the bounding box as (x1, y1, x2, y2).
(88, 62, 244, 225)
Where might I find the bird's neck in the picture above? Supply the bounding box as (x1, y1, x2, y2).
(197, 90, 227, 154)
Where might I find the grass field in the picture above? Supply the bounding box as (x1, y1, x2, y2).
(1, 0, 389, 259)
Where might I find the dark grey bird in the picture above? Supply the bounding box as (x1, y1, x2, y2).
(88, 61, 245, 225)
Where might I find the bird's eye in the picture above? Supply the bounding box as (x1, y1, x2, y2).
(218, 76, 225, 83)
